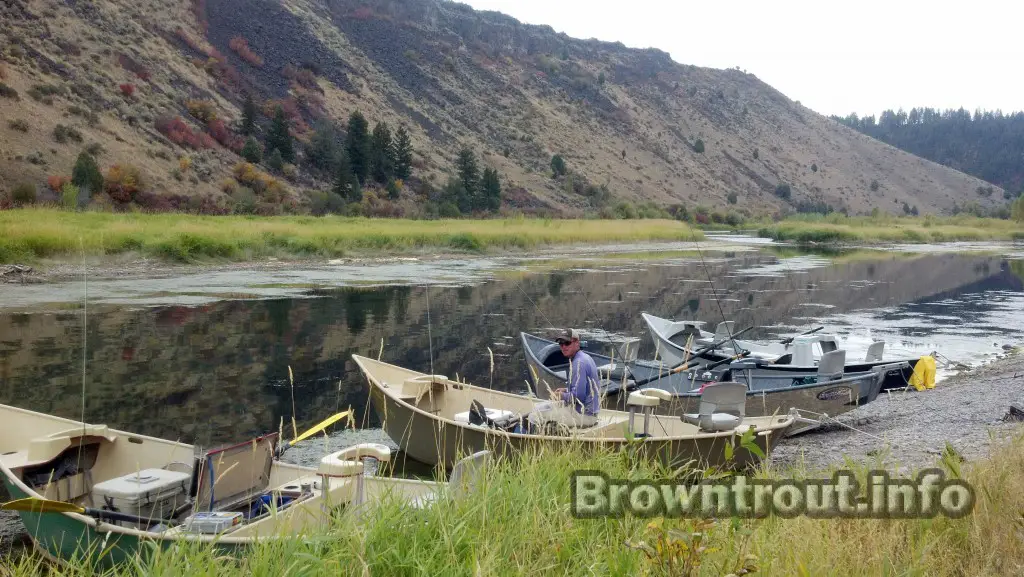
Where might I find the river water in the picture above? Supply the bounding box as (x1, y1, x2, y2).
(1, 237, 1022, 470)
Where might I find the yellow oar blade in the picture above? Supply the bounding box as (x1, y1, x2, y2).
(289, 410, 352, 447)
(2, 497, 85, 514)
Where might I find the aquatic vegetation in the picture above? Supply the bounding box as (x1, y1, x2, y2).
(757, 214, 1023, 243)
(0, 208, 703, 264)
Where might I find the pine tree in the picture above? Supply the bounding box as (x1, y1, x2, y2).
(333, 149, 360, 202)
(305, 123, 339, 175)
(71, 151, 103, 197)
(346, 111, 370, 185)
(393, 126, 413, 179)
(266, 148, 284, 173)
(241, 93, 257, 136)
(370, 121, 393, 184)
(481, 167, 501, 212)
(550, 154, 566, 177)
(455, 147, 479, 213)
(266, 105, 294, 163)
(241, 137, 262, 164)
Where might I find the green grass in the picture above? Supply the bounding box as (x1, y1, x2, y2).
(0, 209, 704, 264)
(8, 431, 1024, 576)
(756, 214, 1024, 243)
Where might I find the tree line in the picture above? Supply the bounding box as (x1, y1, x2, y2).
(833, 107, 1024, 197)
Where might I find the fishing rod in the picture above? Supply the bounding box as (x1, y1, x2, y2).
(628, 326, 754, 388)
(780, 326, 824, 346)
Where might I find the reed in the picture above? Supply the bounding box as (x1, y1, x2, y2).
(7, 430, 1024, 576)
(756, 214, 1023, 243)
(0, 209, 703, 264)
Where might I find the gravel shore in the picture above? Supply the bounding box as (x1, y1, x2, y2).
(772, 349, 1024, 473)
(3, 350, 1022, 558)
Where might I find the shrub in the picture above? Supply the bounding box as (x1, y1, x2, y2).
(727, 192, 738, 204)
(119, 83, 135, 97)
(0, 82, 18, 100)
(693, 138, 705, 153)
(104, 164, 144, 203)
(870, 179, 880, 191)
(47, 175, 70, 192)
(186, 100, 217, 123)
(155, 116, 215, 150)
(11, 182, 37, 205)
(229, 36, 263, 67)
(61, 182, 80, 210)
(7, 119, 29, 132)
(774, 183, 792, 200)
(53, 124, 83, 144)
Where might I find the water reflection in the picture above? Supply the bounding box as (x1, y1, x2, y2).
(0, 248, 1021, 453)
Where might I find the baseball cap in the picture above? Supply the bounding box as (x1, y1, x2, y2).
(555, 328, 580, 344)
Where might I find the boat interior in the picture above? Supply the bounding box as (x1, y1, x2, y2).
(358, 356, 794, 441)
(0, 404, 439, 538)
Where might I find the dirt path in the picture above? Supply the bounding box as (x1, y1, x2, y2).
(772, 350, 1024, 474)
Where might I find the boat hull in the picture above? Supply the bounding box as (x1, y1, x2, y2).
(358, 355, 797, 472)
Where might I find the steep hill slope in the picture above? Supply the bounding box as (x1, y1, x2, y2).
(0, 0, 1006, 216)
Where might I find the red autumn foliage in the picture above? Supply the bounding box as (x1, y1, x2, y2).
(119, 83, 135, 97)
(47, 175, 70, 192)
(283, 65, 321, 92)
(229, 36, 264, 67)
(155, 116, 216, 150)
(104, 164, 144, 204)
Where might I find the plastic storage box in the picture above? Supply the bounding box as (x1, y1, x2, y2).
(182, 511, 244, 534)
(453, 408, 515, 427)
(91, 468, 191, 529)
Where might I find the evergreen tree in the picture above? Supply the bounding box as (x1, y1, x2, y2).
(455, 147, 479, 213)
(241, 137, 262, 164)
(481, 167, 501, 212)
(393, 126, 413, 179)
(266, 148, 284, 173)
(265, 105, 294, 163)
(241, 93, 257, 136)
(305, 123, 340, 175)
(333, 149, 360, 202)
(346, 111, 370, 185)
(71, 151, 103, 197)
(370, 121, 394, 184)
(550, 154, 566, 177)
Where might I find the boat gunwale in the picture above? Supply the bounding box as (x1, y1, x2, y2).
(354, 354, 798, 444)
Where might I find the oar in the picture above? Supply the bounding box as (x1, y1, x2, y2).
(2, 497, 173, 526)
(275, 409, 353, 458)
(780, 326, 824, 345)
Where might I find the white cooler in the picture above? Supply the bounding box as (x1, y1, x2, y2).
(91, 468, 191, 528)
(453, 408, 515, 427)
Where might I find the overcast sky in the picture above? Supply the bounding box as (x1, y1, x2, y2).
(459, 0, 1023, 118)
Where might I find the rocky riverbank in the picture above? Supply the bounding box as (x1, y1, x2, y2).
(772, 349, 1024, 473)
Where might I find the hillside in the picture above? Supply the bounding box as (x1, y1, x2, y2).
(0, 0, 1007, 217)
(833, 108, 1024, 202)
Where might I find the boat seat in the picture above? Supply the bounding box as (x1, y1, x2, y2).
(403, 375, 450, 405)
(681, 381, 748, 432)
(817, 350, 846, 381)
(410, 450, 491, 509)
(10, 425, 118, 470)
(319, 443, 392, 512)
(865, 341, 885, 362)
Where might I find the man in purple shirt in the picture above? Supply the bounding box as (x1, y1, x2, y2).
(533, 328, 599, 430)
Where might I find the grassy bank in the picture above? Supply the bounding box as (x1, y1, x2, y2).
(7, 431, 1024, 576)
(757, 214, 1024, 243)
(0, 209, 703, 264)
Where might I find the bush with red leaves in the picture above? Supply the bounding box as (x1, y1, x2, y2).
(229, 36, 263, 67)
(119, 83, 135, 97)
(155, 116, 216, 150)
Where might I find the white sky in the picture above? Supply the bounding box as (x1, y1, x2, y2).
(459, 0, 1024, 118)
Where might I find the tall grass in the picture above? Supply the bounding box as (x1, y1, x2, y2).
(757, 213, 1024, 243)
(0, 209, 703, 264)
(8, 431, 1024, 576)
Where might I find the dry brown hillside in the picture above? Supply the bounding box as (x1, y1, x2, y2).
(0, 0, 1006, 217)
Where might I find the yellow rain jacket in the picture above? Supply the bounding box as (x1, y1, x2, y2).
(909, 355, 936, 391)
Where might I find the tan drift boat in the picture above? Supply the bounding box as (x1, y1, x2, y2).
(353, 355, 799, 471)
(0, 402, 489, 570)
